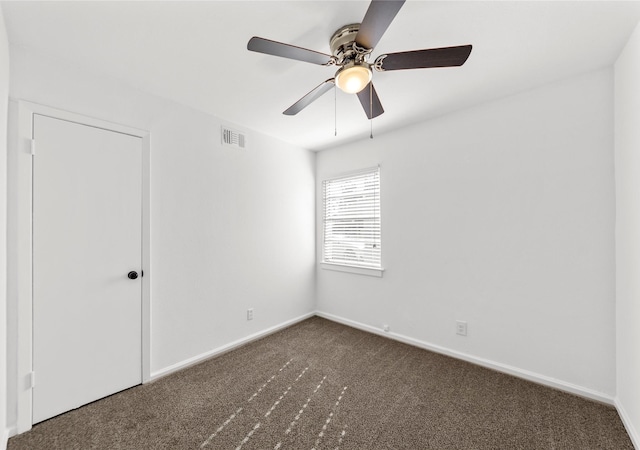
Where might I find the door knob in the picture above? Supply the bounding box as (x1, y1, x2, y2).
(127, 271, 138, 280)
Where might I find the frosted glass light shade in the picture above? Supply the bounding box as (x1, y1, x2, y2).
(335, 64, 372, 94)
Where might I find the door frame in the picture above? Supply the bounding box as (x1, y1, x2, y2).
(15, 100, 151, 433)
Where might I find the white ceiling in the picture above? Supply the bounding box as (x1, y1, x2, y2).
(2, 1, 640, 151)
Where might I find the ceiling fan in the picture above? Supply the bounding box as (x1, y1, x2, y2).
(247, 0, 472, 119)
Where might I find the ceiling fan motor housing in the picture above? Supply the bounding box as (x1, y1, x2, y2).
(330, 23, 370, 65)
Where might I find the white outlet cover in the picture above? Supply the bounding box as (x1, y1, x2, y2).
(456, 320, 467, 336)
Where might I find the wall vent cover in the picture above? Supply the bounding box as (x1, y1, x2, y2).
(221, 126, 246, 149)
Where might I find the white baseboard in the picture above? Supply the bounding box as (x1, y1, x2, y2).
(1, 426, 14, 450)
(149, 312, 316, 381)
(615, 397, 640, 449)
(315, 311, 615, 406)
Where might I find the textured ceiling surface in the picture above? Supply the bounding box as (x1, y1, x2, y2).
(3, 1, 640, 150)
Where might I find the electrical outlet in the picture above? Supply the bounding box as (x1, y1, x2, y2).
(456, 320, 467, 336)
(383, 324, 390, 332)
(247, 308, 254, 321)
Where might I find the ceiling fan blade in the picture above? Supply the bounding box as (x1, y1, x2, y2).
(248, 36, 333, 66)
(283, 79, 335, 116)
(356, 82, 384, 119)
(376, 45, 472, 71)
(355, 0, 405, 50)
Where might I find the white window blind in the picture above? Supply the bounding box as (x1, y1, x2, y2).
(323, 168, 381, 269)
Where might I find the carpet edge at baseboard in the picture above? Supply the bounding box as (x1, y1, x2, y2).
(148, 311, 316, 382)
(315, 310, 615, 406)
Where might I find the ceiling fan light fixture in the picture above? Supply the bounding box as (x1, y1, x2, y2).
(335, 63, 372, 94)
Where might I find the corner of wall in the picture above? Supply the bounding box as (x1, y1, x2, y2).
(614, 18, 640, 450)
(615, 397, 640, 449)
(1, 3, 11, 449)
(311, 149, 319, 312)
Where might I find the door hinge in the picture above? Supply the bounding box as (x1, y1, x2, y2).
(30, 139, 36, 156)
(29, 371, 35, 389)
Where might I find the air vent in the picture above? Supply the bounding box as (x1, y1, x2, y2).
(221, 126, 246, 149)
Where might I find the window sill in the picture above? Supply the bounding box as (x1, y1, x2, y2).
(321, 263, 384, 278)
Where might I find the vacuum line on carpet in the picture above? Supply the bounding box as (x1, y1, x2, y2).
(201, 359, 294, 448)
(200, 407, 243, 448)
(284, 375, 327, 435)
(235, 422, 261, 450)
(334, 428, 347, 450)
(265, 367, 309, 418)
(312, 386, 348, 450)
(248, 358, 293, 403)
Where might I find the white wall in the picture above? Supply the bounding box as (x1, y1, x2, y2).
(149, 107, 316, 373)
(5, 47, 315, 428)
(614, 21, 640, 448)
(316, 68, 616, 400)
(0, 6, 10, 449)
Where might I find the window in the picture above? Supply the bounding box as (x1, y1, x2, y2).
(322, 167, 382, 276)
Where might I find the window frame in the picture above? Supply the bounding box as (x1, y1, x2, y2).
(321, 166, 384, 277)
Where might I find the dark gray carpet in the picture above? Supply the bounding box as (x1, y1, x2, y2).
(8, 316, 633, 449)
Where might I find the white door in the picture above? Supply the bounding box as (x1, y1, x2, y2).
(32, 114, 142, 423)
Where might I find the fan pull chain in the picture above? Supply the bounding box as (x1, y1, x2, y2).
(334, 84, 337, 137)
